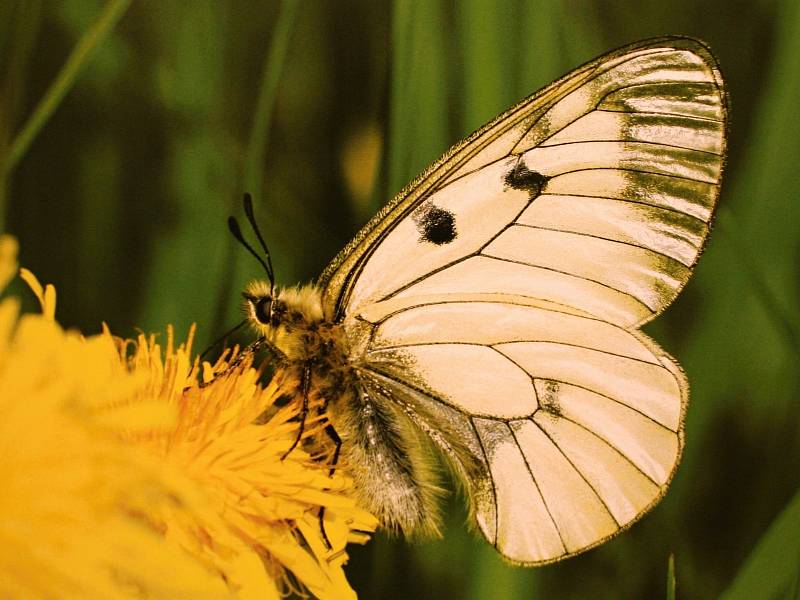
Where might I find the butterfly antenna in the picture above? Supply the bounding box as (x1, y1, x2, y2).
(242, 193, 276, 295)
(228, 209, 274, 288)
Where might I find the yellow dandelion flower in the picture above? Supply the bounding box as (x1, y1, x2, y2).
(112, 329, 378, 599)
(0, 234, 376, 599)
(0, 237, 228, 599)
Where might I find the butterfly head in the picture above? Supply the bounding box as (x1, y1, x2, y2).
(242, 280, 325, 359)
(242, 283, 277, 328)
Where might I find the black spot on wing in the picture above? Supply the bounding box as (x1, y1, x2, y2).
(412, 202, 457, 245)
(539, 380, 562, 417)
(504, 161, 549, 198)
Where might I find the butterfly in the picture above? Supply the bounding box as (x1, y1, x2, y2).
(231, 36, 727, 564)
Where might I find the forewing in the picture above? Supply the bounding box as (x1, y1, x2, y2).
(357, 301, 686, 564)
(320, 37, 726, 328)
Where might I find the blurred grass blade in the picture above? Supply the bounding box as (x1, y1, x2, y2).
(0, 0, 42, 231)
(667, 554, 676, 600)
(467, 543, 538, 600)
(136, 2, 233, 342)
(718, 208, 800, 359)
(5, 0, 131, 174)
(243, 0, 301, 201)
(457, 0, 518, 133)
(214, 0, 300, 336)
(519, 0, 603, 92)
(721, 488, 800, 599)
(717, 0, 800, 327)
(386, 0, 449, 199)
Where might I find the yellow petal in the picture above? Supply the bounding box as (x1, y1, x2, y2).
(0, 235, 18, 292)
(18, 267, 56, 320)
(0, 297, 20, 348)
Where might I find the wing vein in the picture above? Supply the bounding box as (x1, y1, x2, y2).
(536, 376, 677, 432)
(538, 192, 710, 222)
(471, 417, 500, 548)
(371, 340, 660, 367)
(477, 254, 657, 312)
(597, 107, 723, 124)
(550, 166, 718, 185)
(527, 417, 621, 526)
(550, 411, 661, 485)
(513, 223, 693, 266)
(539, 137, 721, 156)
(369, 297, 598, 325)
(506, 422, 569, 549)
(595, 83, 723, 122)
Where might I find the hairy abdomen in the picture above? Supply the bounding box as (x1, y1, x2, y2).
(329, 384, 443, 537)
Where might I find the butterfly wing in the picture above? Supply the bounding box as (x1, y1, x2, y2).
(320, 36, 725, 328)
(357, 301, 686, 563)
(321, 37, 726, 563)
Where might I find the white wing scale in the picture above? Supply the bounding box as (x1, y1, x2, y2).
(320, 38, 725, 564)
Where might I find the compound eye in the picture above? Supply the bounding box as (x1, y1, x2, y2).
(255, 297, 271, 324)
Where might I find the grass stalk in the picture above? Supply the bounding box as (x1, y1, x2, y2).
(667, 554, 676, 600)
(4, 0, 131, 175)
(243, 0, 301, 203)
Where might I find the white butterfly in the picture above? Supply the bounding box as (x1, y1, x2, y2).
(235, 36, 726, 564)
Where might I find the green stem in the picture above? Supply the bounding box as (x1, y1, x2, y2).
(243, 0, 301, 202)
(666, 554, 676, 600)
(4, 0, 132, 175)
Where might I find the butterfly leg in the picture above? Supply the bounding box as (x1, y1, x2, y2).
(324, 423, 342, 476)
(280, 360, 312, 460)
(316, 423, 342, 551)
(195, 336, 288, 389)
(231, 336, 289, 370)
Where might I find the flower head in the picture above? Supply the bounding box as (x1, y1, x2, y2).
(0, 234, 376, 599)
(114, 329, 378, 599)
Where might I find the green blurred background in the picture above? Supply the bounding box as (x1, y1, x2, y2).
(2, 0, 800, 598)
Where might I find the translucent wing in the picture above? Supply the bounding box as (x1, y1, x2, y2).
(320, 37, 725, 328)
(321, 37, 726, 563)
(356, 301, 685, 563)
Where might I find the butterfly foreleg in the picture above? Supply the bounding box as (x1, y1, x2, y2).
(280, 360, 312, 460)
(194, 336, 289, 389)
